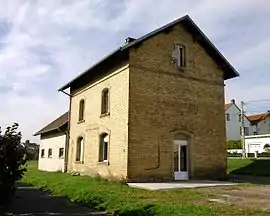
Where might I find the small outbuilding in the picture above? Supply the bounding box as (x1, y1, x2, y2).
(34, 112, 68, 172)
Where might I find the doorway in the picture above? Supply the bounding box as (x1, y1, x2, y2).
(173, 140, 188, 180)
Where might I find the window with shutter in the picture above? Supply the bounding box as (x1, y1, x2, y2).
(172, 44, 186, 70)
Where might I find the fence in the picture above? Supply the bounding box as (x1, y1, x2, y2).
(227, 152, 270, 158)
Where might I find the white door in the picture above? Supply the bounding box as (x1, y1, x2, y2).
(174, 140, 189, 180)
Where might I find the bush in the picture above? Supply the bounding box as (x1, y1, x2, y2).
(227, 140, 242, 149)
(0, 123, 27, 207)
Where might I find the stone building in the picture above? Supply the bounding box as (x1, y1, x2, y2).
(59, 15, 239, 181)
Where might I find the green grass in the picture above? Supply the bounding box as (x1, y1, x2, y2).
(21, 161, 269, 216)
(228, 158, 270, 176)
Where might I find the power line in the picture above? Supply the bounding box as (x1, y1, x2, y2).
(244, 99, 270, 104)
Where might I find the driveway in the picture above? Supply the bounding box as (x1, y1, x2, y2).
(5, 183, 108, 216)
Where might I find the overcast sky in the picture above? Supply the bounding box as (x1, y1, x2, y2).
(0, 0, 269, 142)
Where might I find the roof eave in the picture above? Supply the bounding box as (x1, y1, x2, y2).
(58, 15, 239, 91)
(58, 48, 122, 91)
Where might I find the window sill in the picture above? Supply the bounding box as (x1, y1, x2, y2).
(100, 112, 110, 118)
(97, 161, 109, 165)
(75, 161, 84, 164)
(78, 120, 85, 124)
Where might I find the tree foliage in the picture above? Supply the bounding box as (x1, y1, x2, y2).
(227, 140, 242, 149)
(24, 140, 39, 160)
(0, 123, 27, 207)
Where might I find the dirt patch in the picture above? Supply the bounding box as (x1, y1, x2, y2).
(200, 186, 270, 211)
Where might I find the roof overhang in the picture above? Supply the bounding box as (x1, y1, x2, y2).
(58, 15, 239, 92)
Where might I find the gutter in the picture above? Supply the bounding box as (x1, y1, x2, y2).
(59, 89, 72, 173)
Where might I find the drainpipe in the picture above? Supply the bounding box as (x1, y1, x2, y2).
(60, 89, 71, 173)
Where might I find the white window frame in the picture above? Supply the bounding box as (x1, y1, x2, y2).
(76, 137, 84, 162)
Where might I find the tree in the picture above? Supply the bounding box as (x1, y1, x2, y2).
(24, 140, 39, 160)
(0, 123, 27, 207)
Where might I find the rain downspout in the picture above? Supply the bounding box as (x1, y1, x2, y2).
(60, 89, 71, 173)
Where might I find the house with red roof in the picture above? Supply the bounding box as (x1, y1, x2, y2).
(248, 111, 270, 135)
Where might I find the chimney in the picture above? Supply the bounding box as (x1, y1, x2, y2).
(231, 99, 235, 104)
(125, 37, 136, 45)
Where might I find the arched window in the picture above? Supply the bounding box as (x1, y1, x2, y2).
(76, 136, 84, 162)
(99, 133, 109, 162)
(78, 99, 85, 121)
(101, 88, 109, 115)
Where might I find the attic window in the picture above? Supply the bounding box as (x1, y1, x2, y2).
(172, 44, 186, 70)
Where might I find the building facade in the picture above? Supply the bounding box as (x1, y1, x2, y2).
(59, 15, 239, 181)
(248, 112, 270, 135)
(34, 112, 68, 172)
(225, 99, 251, 140)
(245, 134, 270, 153)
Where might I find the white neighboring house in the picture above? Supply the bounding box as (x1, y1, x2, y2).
(34, 112, 68, 172)
(245, 134, 270, 153)
(225, 99, 251, 140)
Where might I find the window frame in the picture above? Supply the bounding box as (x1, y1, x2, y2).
(239, 114, 242, 122)
(78, 99, 85, 122)
(99, 133, 109, 162)
(48, 148, 52, 158)
(76, 136, 84, 163)
(59, 147, 64, 159)
(101, 88, 110, 116)
(226, 113, 230, 121)
(173, 43, 186, 70)
(41, 149, 45, 158)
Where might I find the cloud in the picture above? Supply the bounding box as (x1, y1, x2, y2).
(0, 0, 269, 141)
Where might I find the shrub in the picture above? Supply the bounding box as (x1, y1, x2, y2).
(0, 123, 27, 207)
(227, 140, 242, 149)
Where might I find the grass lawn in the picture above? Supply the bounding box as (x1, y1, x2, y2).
(21, 161, 269, 216)
(228, 158, 270, 176)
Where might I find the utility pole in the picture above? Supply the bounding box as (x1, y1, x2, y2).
(240, 101, 246, 158)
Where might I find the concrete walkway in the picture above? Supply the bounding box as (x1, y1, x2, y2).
(128, 180, 235, 190)
(5, 183, 108, 216)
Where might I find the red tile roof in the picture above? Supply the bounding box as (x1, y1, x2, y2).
(248, 112, 270, 123)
